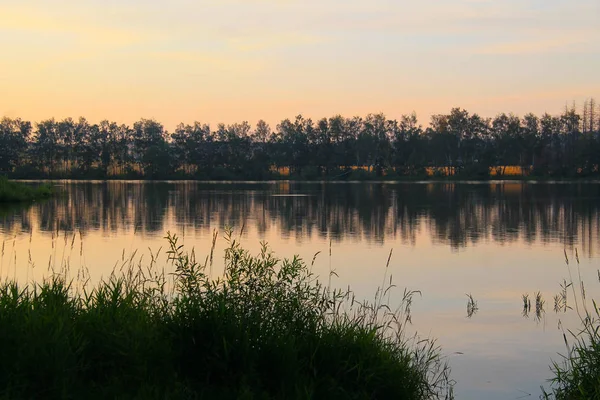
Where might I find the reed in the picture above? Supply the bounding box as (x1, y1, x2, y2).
(522, 293, 531, 318)
(466, 293, 478, 318)
(544, 249, 600, 399)
(0, 229, 453, 399)
(553, 279, 571, 314)
(535, 291, 546, 322)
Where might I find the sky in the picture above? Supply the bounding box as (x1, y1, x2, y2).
(1, 0, 599, 129)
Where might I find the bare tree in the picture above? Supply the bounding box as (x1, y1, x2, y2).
(582, 99, 589, 133)
(589, 97, 597, 133)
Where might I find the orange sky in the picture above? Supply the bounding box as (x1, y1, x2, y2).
(1, 0, 599, 129)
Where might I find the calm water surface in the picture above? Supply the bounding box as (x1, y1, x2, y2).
(2, 180, 600, 399)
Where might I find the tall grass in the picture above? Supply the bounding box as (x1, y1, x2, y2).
(0, 177, 53, 203)
(544, 249, 600, 399)
(465, 293, 478, 318)
(0, 229, 453, 399)
(522, 293, 531, 318)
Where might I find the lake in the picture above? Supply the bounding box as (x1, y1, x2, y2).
(1, 180, 599, 399)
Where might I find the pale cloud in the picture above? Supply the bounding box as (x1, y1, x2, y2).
(0, 5, 150, 48)
(473, 35, 589, 55)
(142, 50, 269, 74)
(227, 33, 326, 52)
(0, 0, 598, 128)
(459, 27, 599, 55)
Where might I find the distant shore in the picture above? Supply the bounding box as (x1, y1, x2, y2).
(6, 172, 600, 183)
(1, 104, 599, 185)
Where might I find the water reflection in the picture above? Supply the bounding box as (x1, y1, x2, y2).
(1, 181, 598, 400)
(1, 181, 600, 255)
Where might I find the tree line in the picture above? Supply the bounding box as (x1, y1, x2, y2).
(1, 99, 599, 179)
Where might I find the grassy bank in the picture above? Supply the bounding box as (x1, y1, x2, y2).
(0, 177, 53, 203)
(0, 231, 452, 400)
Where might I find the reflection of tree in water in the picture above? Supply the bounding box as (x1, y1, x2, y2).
(0, 204, 32, 235)
(414, 183, 600, 253)
(1, 182, 599, 256)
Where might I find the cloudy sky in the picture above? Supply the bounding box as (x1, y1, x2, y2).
(1, 0, 599, 128)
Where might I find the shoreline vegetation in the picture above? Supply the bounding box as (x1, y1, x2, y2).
(511, 250, 600, 399)
(0, 228, 598, 398)
(0, 177, 53, 203)
(1, 100, 600, 181)
(10, 174, 600, 183)
(541, 251, 600, 400)
(0, 231, 454, 400)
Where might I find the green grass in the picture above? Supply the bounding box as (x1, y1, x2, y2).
(0, 230, 453, 400)
(549, 310, 600, 400)
(543, 250, 600, 399)
(0, 177, 53, 203)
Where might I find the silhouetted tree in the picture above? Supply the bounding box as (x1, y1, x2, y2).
(0, 118, 30, 174)
(1, 98, 599, 179)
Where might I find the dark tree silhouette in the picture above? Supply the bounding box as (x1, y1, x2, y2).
(1, 99, 599, 180)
